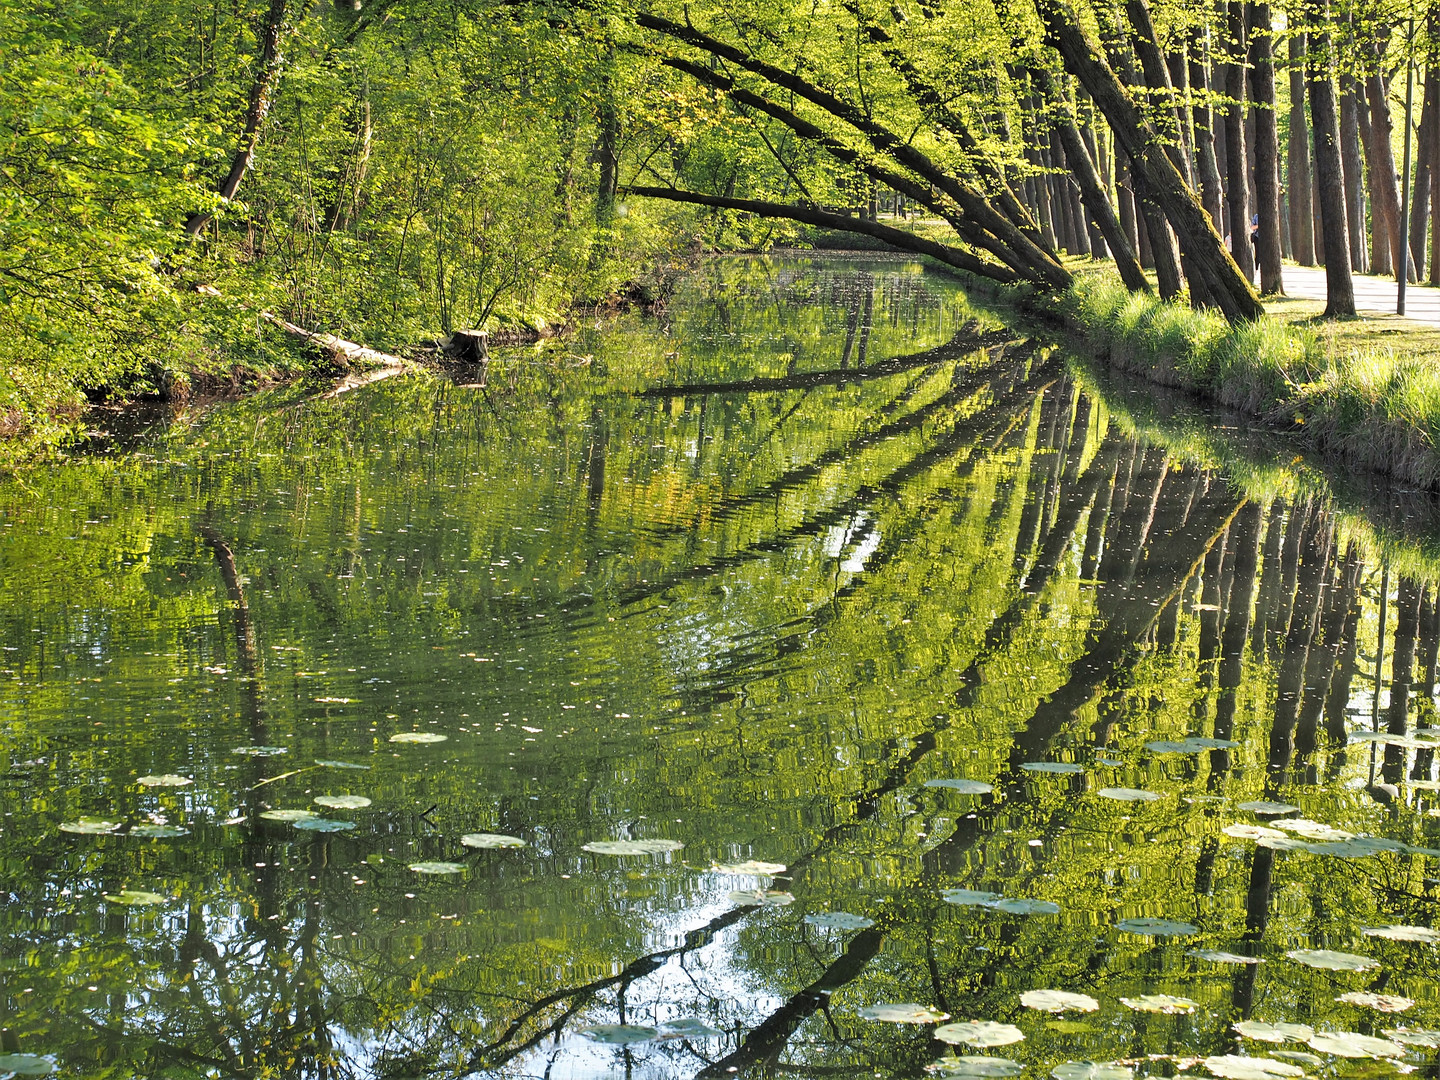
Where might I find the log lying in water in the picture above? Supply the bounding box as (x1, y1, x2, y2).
(259, 310, 414, 398)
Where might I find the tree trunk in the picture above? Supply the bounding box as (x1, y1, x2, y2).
(1287, 32, 1317, 265)
(1078, 112, 1113, 257)
(1409, 61, 1438, 280)
(1118, 159, 1142, 256)
(595, 54, 621, 226)
(1133, 171, 1185, 299)
(1247, 0, 1284, 294)
(1432, 92, 1440, 284)
(1339, 81, 1370, 271)
(1306, 0, 1356, 316)
(184, 0, 293, 235)
(1222, 0, 1254, 282)
(1189, 28, 1225, 229)
(1123, 0, 1194, 182)
(1366, 55, 1410, 279)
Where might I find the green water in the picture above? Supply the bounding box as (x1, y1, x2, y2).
(3, 256, 1440, 1080)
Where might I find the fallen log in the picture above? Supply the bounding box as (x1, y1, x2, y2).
(258, 310, 414, 399)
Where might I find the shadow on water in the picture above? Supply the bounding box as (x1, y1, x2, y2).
(3, 255, 1440, 1080)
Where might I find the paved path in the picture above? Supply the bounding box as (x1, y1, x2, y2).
(1280, 263, 1440, 323)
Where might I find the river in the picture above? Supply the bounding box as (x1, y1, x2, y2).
(2, 255, 1438, 1079)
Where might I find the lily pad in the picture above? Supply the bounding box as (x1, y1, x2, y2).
(583, 839, 684, 856)
(1146, 738, 1235, 754)
(714, 860, 787, 875)
(231, 746, 287, 756)
(1202, 1055, 1304, 1080)
(1234, 1022, 1314, 1043)
(313, 795, 371, 810)
(1021, 989, 1100, 1013)
(989, 898, 1060, 915)
(103, 890, 165, 906)
(925, 779, 994, 795)
(857, 1003, 950, 1023)
(59, 818, 122, 835)
(388, 732, 447, 743)
(1286, 949, 1376, 971)
(259, 809, 318, 822)
(0, 1054, 55, 1076)
(460, 832, 527, 849)
(1269, 1052, 1322, 1066)
(1306, 1032, 1405, 1058)
(1098, 787, 1162, 802)
(1362, 924, 1440, 943)
(941, 889, 1002, 906)
(1255, 836, 1312, 851)
(1305, 839, 1391, 858)
(292, 817, 355, 832)
(579, 1024, 658, 1045)
(1335, 992, 1414, 1012)
(136, 774, 193, 787)
(408, 861, 466, 875)
(1116, 917, 1197, 936)
(1222, 824, 1287, 841)
(657, 1018, 723, 1039)
(930, 1057, 1024, 1077)
(315, 759, 371, 770)
(728, 889, 794, 907)
(1274, 819, 1353, 841)
(1382, 1028, 1440, 1048)
(128, 824, 189, 838)
(1237, 801, 1299, 815)
(1021, 762, 1085, 774)
(934, 1022, 1025, 1048)
(1051, 1063, 1132, 1080)
(805, 912, 875, 930)
(1189, 949, 1263, 965)
(1120, 995, 1199, 1014)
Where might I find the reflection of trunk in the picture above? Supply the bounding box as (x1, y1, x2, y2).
(1415, 590, 1439, 778)
(198, 524, 266, 747)
(1267, 507, 1331, 774)
(1296, 546, 1359, 757)
(855, 277, 875, 366)
(1209, 501, 1263, 782)
(1250, 501, 1284, 656)
(1383, 579, 1422, 784)
(1229, 846, 1275, 1023)
(1324, 567, 1363, 743)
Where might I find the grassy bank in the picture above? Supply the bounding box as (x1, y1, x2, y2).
(1029, 275, 1440, 490)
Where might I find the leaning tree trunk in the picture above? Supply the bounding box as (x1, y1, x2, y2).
(1222, 0, 1254, 282)
(1339, 80, 1370, 271)
(1189, 28, 1226, 229)
(1307, 0, 1357, 316)
(1366, 52, 1411, 279)
(1287, 31, 1317, 265)
(184, 0, 293, 235)
(1409, 60, 1439, 281)
(1247, 0, 1284, 294)
(1078, 111, 1112, 257)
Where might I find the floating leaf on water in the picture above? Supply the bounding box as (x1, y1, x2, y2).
(1116, 917, 1197, 937)
(1223, 824, 1287, 841)
(388, 732, 447, 744)
(1234, 1022, 1314, 1043)
(857, 1003, 950, 1024)
(59, 818, 122, 835)
(292, 818, 355, 832)
(232, 746, 287, 756)
(1286, 949, 1376, 971)
(1335, 992, 1414, 1012)
(1051, 1062, 1132, 1080)
(989, 898, 1060, 915)
(1185, 795, 1228, 804)
(579, 1024, 658, 1045)
(1306, 1032, 1406, 1058)
(1120, 995, 1199, 1014)
(1237, 801, 1299, 815)
(315, 759, 371, 770)
(1255, 836, 1312, 851)
(583, 839, 684, 856)
(1268, 1052, 1322, 1066)
(313, 795, 371, 810)
(1362, 924, 1440, 943)
(1020, 989, 1099, 1013)
(728, 889, 794, 908)
(259, 809, 317, 822)
(1146, 738, 1231, 754)
(136, 774, 192, 788)
(806, 912, 875, 930)
(1411, 779, 1440, 791)
(1274, 819, 1353, 841)
(460, 832, 526, 849)
(1308, 836, 1405, 858)
(408, 861, 465, 875)
(925, 779, 994, 795)
(656, 1018, 723, 1039)
(1098, 788, 1162, 802)
(128, 824, 189, 838)
(928, 1056, 1023, 1077)
(934, 1022, 1025, 1048)
(1190, 949, 1263, 965)
(0, 1054, 55, 1076)
(1382, 1028, 1440, 1048)
(1021, 762, 1085, 774)
(1202, 1055, 1304, 1080)
(1348, 731, 1393, 743)
(942, 889, 1002, 906)
(103, 890, 165, 906)
(714, 860, 787, 875)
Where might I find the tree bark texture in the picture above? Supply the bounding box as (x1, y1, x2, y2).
(1222, 0, 1254, 282)
(1306, 2, 1356, 316)
(1365, 55, 1410, 279)
(1339, 81, 1369, 271)
(1410, 61, 1438, 280)
(1247, 0, 1284, 294)
(1287, 32, 1316, 265)
(1189, 29, 1226, 229)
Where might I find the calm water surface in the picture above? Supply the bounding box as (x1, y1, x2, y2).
(4, 257, 1440, 1079)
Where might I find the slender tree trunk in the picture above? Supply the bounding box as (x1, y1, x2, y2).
(1307, 0, 1357, 316)
(1134, 174, 1185, 299)
(1410, 60, 1438, 280)
(595, 54, 621, 227)
(1078, 109, 1112, 257)
(1288, 32, 1317, 265)
(1366, 53, 1411, 279)
(1124, 0, 1194, 182)
(1190, 28, 1225, 228)
(1118, 160, 1141, 255)
(1432, 92, 1440, 284)
(1247, 0, 1284, 293)
(184, 0, 293, 235)
(1222, 0, 1254, 282)
(1340, 81, 1370, 271)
